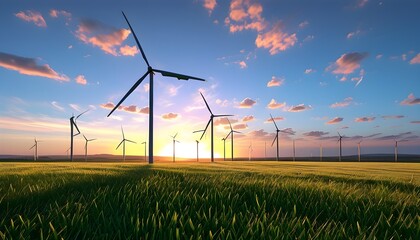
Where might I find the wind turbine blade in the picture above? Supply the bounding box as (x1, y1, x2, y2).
(121, 126, 125, 139)
(200, 118, 212, 140)
(213, 114, 233, 117)
(88, 139, 97, 141)
(76, 109, 89, 120)
(83, 134, 87, 141)
(126, 140, 137, 144)
(233, 131, 241, 133)
(193, 130, 204, 133)
(29, 144, 36, 150)
(107, 71, 149, 117)
(121, 11, 150, 68)
(116, 140, 124, 150)
(73, 122, 81, 135)
(154, 69, 205, 81)
(270, 114, 279, 130)
(227, 118, 233, 131)
(337, 131, 342, 137)
(225, 131, 231, 139)
(271, 135, 278, 147)
(200, 92, 213, 115)
(174, 132, 178, 139)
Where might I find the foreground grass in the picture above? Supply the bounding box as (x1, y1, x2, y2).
(0, 162, 419, 239)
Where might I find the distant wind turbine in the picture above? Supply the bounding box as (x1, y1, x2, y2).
(337, 132, 344, 162)
(193, 130, 204, 162)
(293, 139, 296, 161)
(83, 134, 96, 162)
(222, 137, 227, 161)
(269, 114, 280, 161)
(66, 147, 71, 159)
(172, 133, 179, 162)
(141, 141, 146, 162)
(198, 92, 233, 162)
(70, 109, 88, 162)
(107, 12, 205, 164)
(248, 142, 253, 161)
(394, 139, 398, 162)
(357, 139, 363, 162)
(225, 118, 241, 161)
(29, 138, 40, 161)
(116, 126, 136, 162)
(320, 144, 323, 162)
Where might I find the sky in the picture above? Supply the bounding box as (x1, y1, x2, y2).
(1, 0, 420, 159)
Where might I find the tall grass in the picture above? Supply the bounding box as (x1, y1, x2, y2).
(0, 162, 419, 239)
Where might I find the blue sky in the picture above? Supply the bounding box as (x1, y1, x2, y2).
(1, 0, 419, 158)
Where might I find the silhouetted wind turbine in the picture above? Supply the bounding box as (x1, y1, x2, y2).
(29, 138, 40, 161)
(107, 12, 205, 164)
(337, 132, 344, 162)
(199, 92, 232, 162)
(116, 126, 136, 162)
(171, 133, 179, 162)
(141, 141, 146, 162)
(70, 109, 88, 162)
(270, 114, 280, 161)
(357, 139, 363, 162)
(225, 118, 241, 161)
(83, 134, 96, 162)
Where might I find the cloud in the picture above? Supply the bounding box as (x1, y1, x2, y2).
(69, 104, 81, 112)
(326, 117, 343, 124)
(119, 45, 139, 56)
(138, 106, 149, 114)
(376, 54, 383, 59)
(167, 85, 182, 97)
(226, 0, 267, 33)
(75, 19, 131, 56)
(265, 116, 284, 123)
(248, 129, 270, 138)
(382, 115, 404, 120)
(357, 0, 369, 8)
(75, 75, 87, 85)
(411, 121, 420, 124)
(123, 105, 137, 113)
(281, 128, 295, 135)
(238, 98, 256, 108)
(330, 97, 353, 108)
(410, 53, 420, 64)
(203, 0, 217, 14)
(267, 99, 286, 109)
(255, 22, 297, 55)
(15, 10, 46, 27)
(303, 131, 329, 137)
(242, 115, 254, 122)
(288, 104, 311, 112)
(51, 101, 65, 111)
(238, 60, 247, 68)
(327, 52, 368, 75)
(214, 118, 238, 126)
(143, 83, 150, 92)
(304, 69, 315, 74)
(353, 69, 365, 87)
(400, 93, 420, 106)
(355, 117, 375, 122)
(215, 99, 229, 107)
(299, 21, 309, 28)
(374, 132, 412, 141)
(347, 30, 361, 39)
(232, 123, 247, 130)
(267, 76, 284, 87)
(162, 112, 178, 120)
(49, 9, 71, 24)
(100, 102, 115, 109)
(0, 52, 69, 81)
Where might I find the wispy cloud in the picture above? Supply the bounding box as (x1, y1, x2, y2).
(411, 121, 420, 124)
(69, 104, 81, 112)
(355, 117, 375, 122)
(75, 19, 134, 56)
(75, 75, 87, 85)
(288, 104, 311, 112)
(0, 52, 69, 81)
(400, 93, 420, 106)
(267, 76, 284, 87)
(267, 99, 286, 109)
(265, 116, 284, 123)
(49, 9, 71, 24)
(248, 129, 270, 138)
(347, 30, 361, 39)
(203, 0, 217, 14)
(327, 52, 368, 75)
(410, 53, 420, 64)
(242, 115, 254, 122)
(15, 10, 46, 27)
(162, 112, 179, 120)
(382, 115, 404, 120)
(238, 98, 256, 108)
(255, 22, 297, 55)
(374, 132, 412, 141)
(330, 97, 353, 108)
(299, 21, 309, 28)
(357, 0, 369, 8)
(119, 45, 139, 56)
(326, 117, 343, 124)
(304, 69, 315, 74)
(51, 101, 65, 111)
(352, 69, 365, 87)
(138, 106, 149, 114)
(303, 131, 329, 137)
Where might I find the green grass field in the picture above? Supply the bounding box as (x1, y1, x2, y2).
(1, 161, 419, 239)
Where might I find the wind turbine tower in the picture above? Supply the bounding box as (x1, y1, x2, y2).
(293, 140, 296, 161)
(357, 139, 362, 162)
(107, 12, 205, 164)
(337, 132, 343, 162)
(83, 135, 96, 162)
(225, 118, 241, 161)
(195, 140, 199, 162)
(116, 126, 136, 162)
(70, 110, 88, 162)
(394, 140, 398, 162)
(248, 142, 253, 161)
(269, 114, 281, 161)
(222, 137, 227, 161)
(29, 138, 39, 161)
(172, 133, 179, 162)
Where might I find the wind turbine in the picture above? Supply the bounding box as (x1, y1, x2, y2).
(337, 132, 344, 162)
(198, 92, 233, 162)
(141, 141, 146, 162)
(293, 139, 296, 161)
(195, 140, 199, 162)
(83, 135, 96, 162)
(116, 126, 136, 162)
(225, 118, 241, 161)
(357, 139, 363, 162)
(222, 137, 227, 161)
(70, 109, 88, 162)
(248, 142, 253, 161)
(171, 133, 179, 162)
(270, 114, 280, 161)
(394, 139, 398, 162)
(107, 12, 205, 164)
(29, 138, 40, 161)
(66, 147, 71, 159)
(320, 144, 323, 162)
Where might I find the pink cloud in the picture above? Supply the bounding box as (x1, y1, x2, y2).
(410, 53, 420, 64)
(242, 115, 254, 122)
(267, 76, 284, 87)
(327, 52, 368, 75)
(355, 117, 376, 122)
(100, 102, 115, 109)
(203, 0, 217, 14)
(162, 112, 179, 120)
(267, 99, 286, 109)
(0, 52, 68, 81)
(400, 93, 420, 105)
(76, 19, 131, 56)
(214, 118, 238, 126)
(357, 0, 369, 8)
(330, 97, 353, 108)
(303, 131, 329, 137)
(227, 0, 266, 33)
(265, 116, 284, 123)
(232, 123, 248, 130)
(238, 60, 247, 68)
(119, 45, 139, 56)
(255, 22, 297, 55)
(248, 129, 270, 137)
(326, 117, 343, 124)
(123, 105, 137, 113)
(230, 9, 248, 21)
(49, 9, 71, 23)
(139, 106, 149, 114)
(15, 10, 46, 27)
(288, 104, 311, 112)
(410, 121, 420, 124)
(239, 98, 256, 108)
(75, 75, 87, 85)
(382, 115, 404, 119)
